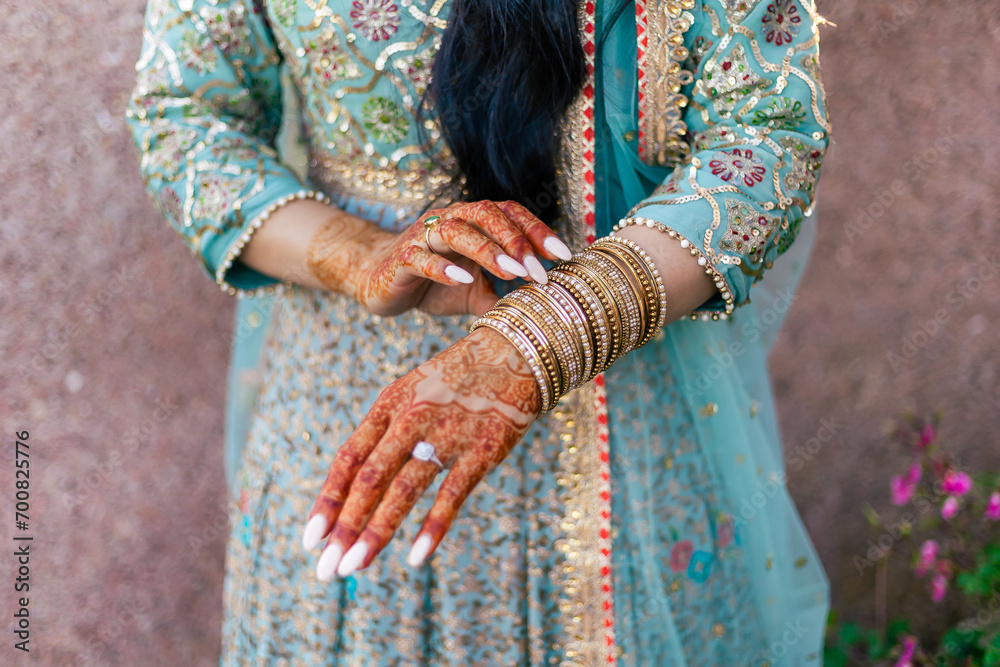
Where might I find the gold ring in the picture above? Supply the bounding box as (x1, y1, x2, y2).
(423, 215, 442, 252)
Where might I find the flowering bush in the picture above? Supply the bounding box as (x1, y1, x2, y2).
(824, 413, 1000, 666)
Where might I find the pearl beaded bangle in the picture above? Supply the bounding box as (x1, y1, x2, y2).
(215, 189, 332, 296)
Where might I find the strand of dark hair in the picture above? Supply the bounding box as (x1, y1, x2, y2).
(420, 0, 631, 225)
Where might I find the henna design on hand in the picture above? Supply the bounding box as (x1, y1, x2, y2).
(305, 201, 570, 317)
(305, 327, 541, 579)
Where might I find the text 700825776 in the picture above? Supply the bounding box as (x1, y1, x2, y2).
(13, 430, 31, 653)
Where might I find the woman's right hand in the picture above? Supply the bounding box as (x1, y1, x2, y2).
(307, 200, 573, 317)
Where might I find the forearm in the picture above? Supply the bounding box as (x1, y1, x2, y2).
(239, 198, 393, 295)
(615, 224, 718, 321)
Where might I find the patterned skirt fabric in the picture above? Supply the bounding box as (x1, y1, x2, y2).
(217, 279, 803, 665)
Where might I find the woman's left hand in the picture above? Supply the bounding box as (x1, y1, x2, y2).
(301, 327, 541, 579)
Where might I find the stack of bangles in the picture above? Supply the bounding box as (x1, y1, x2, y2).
(470, 234, 668, 414)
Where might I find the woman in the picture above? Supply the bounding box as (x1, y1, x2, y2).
(127, 0, 831, 664)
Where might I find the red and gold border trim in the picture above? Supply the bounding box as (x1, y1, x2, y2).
(635, 0, 697, 167)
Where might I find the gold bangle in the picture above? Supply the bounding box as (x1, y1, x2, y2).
(549, 271, 610, 381)
(488, 306, 563, 406)
(584, 247, 649, 350)
(518, 286, 585, 391)
(600, 237, 668, 344)
(591, 240, 660, 348)
(471, 316, 552, 413)
(554, 263, 623, 373)
(611, 217, 732, 320)
(495, 295, 574, 397)
(480, 309, 559, 410)
(575, 253, 641, 360)
(537, 280, 595, 384)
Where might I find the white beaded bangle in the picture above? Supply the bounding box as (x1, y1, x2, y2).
(215, 189, 332, 296)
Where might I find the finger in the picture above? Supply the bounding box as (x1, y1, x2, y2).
(337, 457, 441, 575)
(325, 420, 425, 577)
(451, 201, 537, 264)
(433, 216, 528, 280)
(494, 200, 573, 262)
(397, 245, 474, 286)
(406, 451, 496, 568)
(306, 404, 395, 551)
(447, 201, 547, 283)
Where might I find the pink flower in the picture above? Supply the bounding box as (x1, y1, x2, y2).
(931, 573, 948, 602)
(669, 540, 694, 572)
(987, 491, 1000, 521)
(894, 635, 917, 667)
(914, 539, 938, 577)
(942, 496, 959, 520)
(918, 423, 935, 448)
(890, 462, 922, 505)
(942, 470, 973, 496)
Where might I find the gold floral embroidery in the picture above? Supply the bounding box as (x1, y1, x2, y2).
(699, 43, 768, 115)
(721, 0, 763, 25)
(719, 198, 781, 266)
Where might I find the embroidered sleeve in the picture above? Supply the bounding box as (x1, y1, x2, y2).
(629, 0, 831, 319)
(125, 0, 316, 294)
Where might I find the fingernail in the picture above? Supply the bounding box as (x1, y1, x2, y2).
(337, 541, 369, 577)
(406, 534, 433, 568)
(316, 543, 343, 582)
(496, 254, 528, 277)
(544, 237, 573, 261)
(522, 255, 548, 285)
(302, 515, 330, 552)
(444, 265, 474, 284)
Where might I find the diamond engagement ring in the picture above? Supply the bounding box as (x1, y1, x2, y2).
(412, 441, 445, 469)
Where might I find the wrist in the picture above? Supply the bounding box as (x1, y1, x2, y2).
(306, 212, 394, 303)
(466, 327, 543, 416)
(471, 236, 665, 413)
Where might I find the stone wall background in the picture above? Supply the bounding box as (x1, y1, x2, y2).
(1, 1, 998, 664)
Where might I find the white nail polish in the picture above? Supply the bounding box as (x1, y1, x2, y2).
(302, 515, 330, 552)
(496, 254, 528, 277)
(316, 543, 343, 582)
(406, 535, 434, 568)
(544, 237, 573, 261)
(337, 541, 369, 577)
(522, 255, 548, 285)
(444, 265, 475, 284)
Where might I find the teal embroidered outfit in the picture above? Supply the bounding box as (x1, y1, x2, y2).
(127, 0, 832, 664)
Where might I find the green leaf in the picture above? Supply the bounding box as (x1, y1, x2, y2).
(840, 621, 861, 646)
